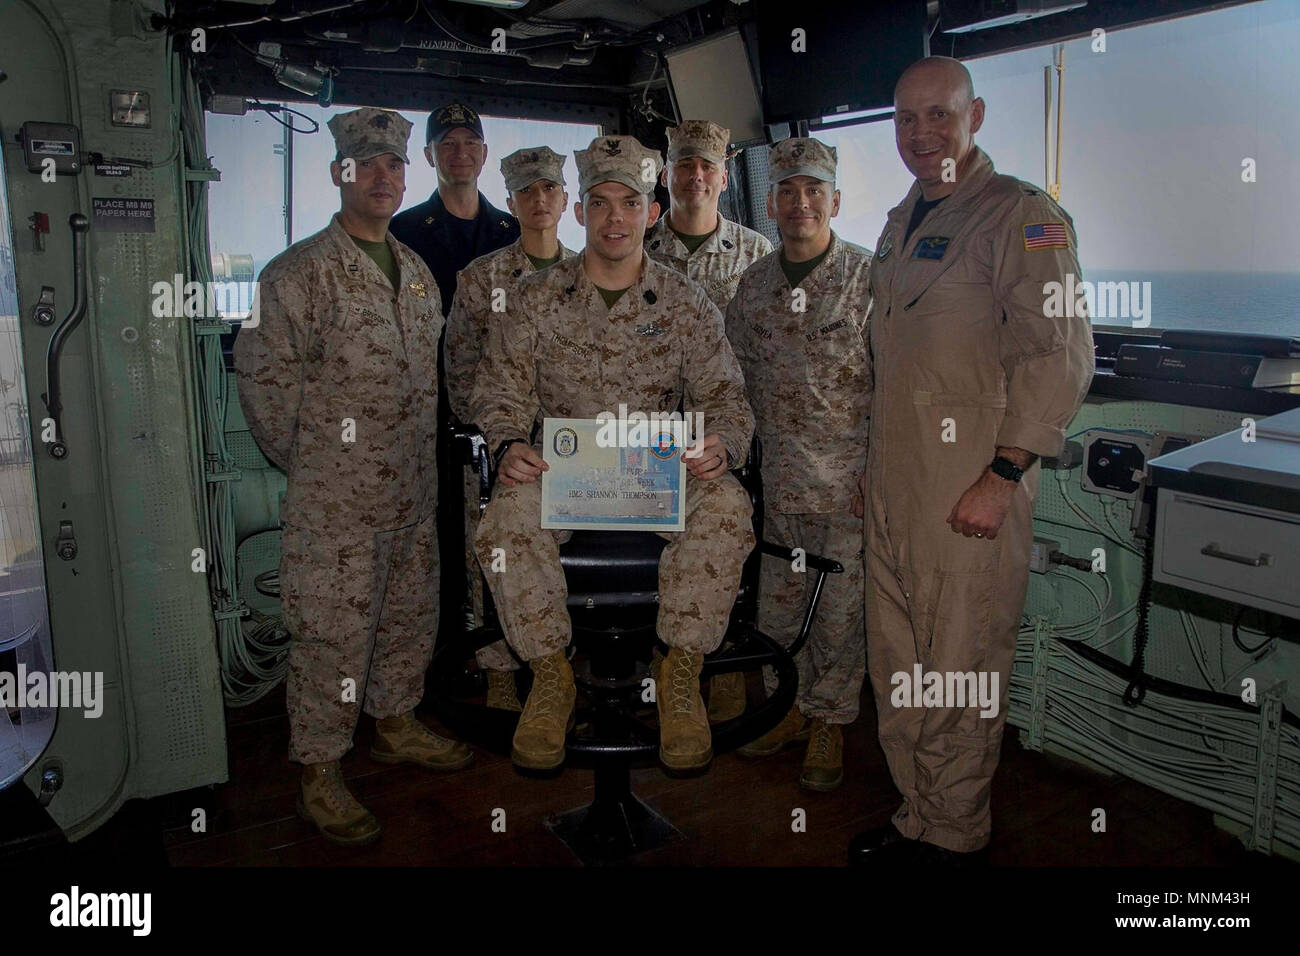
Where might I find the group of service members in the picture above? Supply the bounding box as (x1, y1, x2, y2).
(233, 55, 1094, 865)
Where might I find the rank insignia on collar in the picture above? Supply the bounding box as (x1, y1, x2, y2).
(425, 216, 435, 225)
(876, 235, 894, 261)
(409, 281, 428, 298)
(347, 263, 360, 274)
(635, 324, 665, 336)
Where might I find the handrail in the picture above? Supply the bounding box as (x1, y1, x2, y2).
(39, 212, 89, 459)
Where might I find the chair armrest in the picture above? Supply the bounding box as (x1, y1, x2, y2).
(758, 541, 844, 575)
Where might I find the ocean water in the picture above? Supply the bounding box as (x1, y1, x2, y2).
(1083, 271, 1300, 337)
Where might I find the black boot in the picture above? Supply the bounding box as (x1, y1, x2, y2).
(927, 844, 991, 867)
(848, 824, 927, 865)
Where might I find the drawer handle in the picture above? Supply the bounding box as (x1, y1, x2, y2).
(1200, 543, 1271, 567)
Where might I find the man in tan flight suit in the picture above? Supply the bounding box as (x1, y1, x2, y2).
(725, 138, 871, 791)
(447, 146, 575, 710)
(850, 57, 1093, 865)
(472, 134, 755, 773)
(235, 107, 471, 848)
(645, 119, 772, 723)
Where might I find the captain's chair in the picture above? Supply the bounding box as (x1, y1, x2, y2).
(429, 425, 844, 863)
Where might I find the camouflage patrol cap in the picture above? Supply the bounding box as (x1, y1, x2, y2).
(768, 137, 837, 184)
(500, 146, 567, 192)
(327, 107, 412, 164)
(667, 120, 730, 165)
(574, 135, 663, 196)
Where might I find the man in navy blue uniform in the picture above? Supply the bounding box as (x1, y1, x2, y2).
(390, 102, 520, 317)
(390, 102, 522, 650)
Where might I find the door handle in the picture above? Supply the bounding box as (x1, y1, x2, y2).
(39, 212, 89, 459)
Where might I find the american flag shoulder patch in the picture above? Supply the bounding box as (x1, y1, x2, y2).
(1023, 221, 1069, 250)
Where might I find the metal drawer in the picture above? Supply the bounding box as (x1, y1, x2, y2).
(1155, 488, 1300, 619)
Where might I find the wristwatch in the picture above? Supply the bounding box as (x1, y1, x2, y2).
(990, 456, 1024, 483)
(494, 438, 525, 468)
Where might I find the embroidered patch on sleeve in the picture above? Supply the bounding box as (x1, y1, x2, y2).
(1023, 222, 1069, 250)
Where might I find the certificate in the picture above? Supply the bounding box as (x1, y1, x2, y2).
(541, 417, 687, 531)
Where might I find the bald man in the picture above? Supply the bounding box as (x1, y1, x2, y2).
(850, 57, 1093, 865)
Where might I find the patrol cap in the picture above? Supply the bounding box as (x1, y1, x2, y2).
(500, 146, 567, 192)
(667, 120, 730, 166)
(327, 107, 412, 163)
(427, 102, 485, 144)
(768, 137, 837, 184)
(574, 135, 663, 197)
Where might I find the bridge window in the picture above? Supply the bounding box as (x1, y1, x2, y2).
(206, 106, 598, 281)
(810, 0, 1300, 336)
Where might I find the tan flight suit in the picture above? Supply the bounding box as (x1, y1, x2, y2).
(234, 213, 443, 764)
(865, 147, 1093, 851)
(446, 237, 573, 670)
(725, 232, 871, 723)
(645, 214, 772, 313)
(471, 253, 756, 661)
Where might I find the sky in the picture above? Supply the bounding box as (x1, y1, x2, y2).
(205, 0, 1300, 277)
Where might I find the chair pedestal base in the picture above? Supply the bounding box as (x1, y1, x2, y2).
(546, 761, 679, 864)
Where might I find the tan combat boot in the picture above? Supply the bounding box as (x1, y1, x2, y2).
(486, 670, 523, 711)
(707, 662, 747, 723)
(297, 761, 381, 847)
(657, 647, 712, 771)
(799, 719, 844, 791)
(371, 711, 473, 771)
(511, 651, 575, 771)
(737, 703, 810, 757)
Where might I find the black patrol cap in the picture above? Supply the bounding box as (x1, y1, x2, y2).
(427, 103, 485, 145)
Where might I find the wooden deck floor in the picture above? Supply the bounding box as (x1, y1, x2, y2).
(150, 679, 1290, 867)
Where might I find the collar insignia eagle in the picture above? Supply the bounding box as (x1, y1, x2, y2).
(409, 281, 428, 298)
(636, 324, 665, 337)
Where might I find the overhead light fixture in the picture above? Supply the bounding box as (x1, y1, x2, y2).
(941, 0, 1087, 34)
(256, 41, 334, 107)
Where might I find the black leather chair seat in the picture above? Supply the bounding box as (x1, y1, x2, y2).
(560, 531, 667, 607)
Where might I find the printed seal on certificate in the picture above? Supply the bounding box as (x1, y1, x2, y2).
(541, 417, 687, 531)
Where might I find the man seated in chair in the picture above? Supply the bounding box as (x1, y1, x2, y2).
(470, 134, 756, 774)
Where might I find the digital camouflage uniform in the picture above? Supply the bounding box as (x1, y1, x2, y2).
(645, 120, 772, 313)
(447, 146, 574, 671)
(865, 146, 1093, 851)
(725, 138, 872, 725)
(234, 108, 444, 765)
(645, 216, 771, 314)
(471, 241, 756, 661)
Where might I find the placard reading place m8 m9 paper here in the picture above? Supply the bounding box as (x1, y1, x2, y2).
(541, 417, 686, 532)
